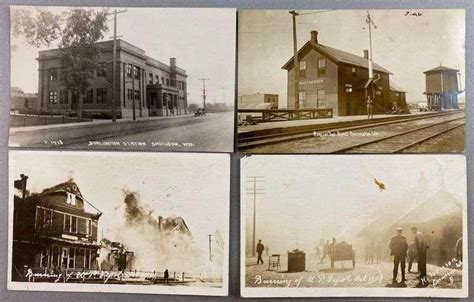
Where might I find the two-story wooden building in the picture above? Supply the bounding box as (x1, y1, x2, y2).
(12, 177, 102, 280)
(424, 65, 460, 110)
(37, 40, 188, 119)
(282, 30, 393, 116)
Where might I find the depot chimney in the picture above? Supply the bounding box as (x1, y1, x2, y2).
(363, 50, 369, 59)
(170, 58, 176, 67)
(311, 30, 318, 44)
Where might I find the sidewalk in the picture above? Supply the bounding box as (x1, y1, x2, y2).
(10, 112, 195, 133)
(9, 113, 204, 147)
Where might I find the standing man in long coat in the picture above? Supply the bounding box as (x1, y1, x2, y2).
(256, 240, 265, 265)
(411, 227, 428, 287)
(389, 228, 408, 286)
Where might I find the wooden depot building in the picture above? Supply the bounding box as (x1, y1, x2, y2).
(12, 176, 102, 280)
(282, 30, 407, 116)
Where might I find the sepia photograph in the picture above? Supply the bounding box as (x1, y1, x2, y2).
(237, 9, 465, 154)
(241, 155, 467, 297)
(8, 151, 230, 296)
(9, 6, 235, 152)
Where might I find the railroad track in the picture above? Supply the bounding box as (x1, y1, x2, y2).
(238, 110, 465, 150)
(333, 116, 465, 153)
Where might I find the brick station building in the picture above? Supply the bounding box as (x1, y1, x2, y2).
(37, 40, 188, 119)
(282, 30, 406, 116)
(12, 176, 102, 280)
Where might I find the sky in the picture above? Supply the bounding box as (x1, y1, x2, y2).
(238, 9, 465, 107)
(10, 151, 230, 252)
(10, 6, 236, 106)
(242, 155, 466, 254)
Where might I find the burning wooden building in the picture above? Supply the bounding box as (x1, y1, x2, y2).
(12, 176, 102, 281)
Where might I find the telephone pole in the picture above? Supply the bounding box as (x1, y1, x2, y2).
(246, 176, 264, 257)
(365, 11, 377, 81)
(289, 10, 300, 109)
(199, 78, 210, 110)
(107, 9, 127, 122)
(208, 234, 213, 261)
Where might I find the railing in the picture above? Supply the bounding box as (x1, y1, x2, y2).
(238, 108, 333, 122)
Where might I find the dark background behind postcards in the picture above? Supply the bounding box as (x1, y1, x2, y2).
(0, 0, 473, 301)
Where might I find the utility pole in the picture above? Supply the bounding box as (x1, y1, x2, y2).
(199, 78, 210, 110)
(107, 9, 127, 122)
(221, 87, 226, 105)
(208, 234, 212, 261)
(366, 11, 377, 81)
(246, 176, 264, 257)
(289, 10, 300, 109)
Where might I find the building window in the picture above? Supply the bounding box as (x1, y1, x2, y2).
(86, 220, 92, 236)
(317, 89, 326, 108)
(68, 247, 75, 269)
(49, 68, 59, 81)
(127, 89, 133, 100)
(42, 209, 53, 230)
(59, 90, 68, 104)
(84, 89, 93, 104)
(161, 77, 165, 84)
(317, 58, 326, 77)
(299, 61, 306, 77)
(345, 84, 353, 93)
(96, 62, 107, 77)
(352, 67, 356, 76)
(134, 90, 140, 101)
(49, 91, 58, 104)
(298, 91, 306, 107)
(149, 73, 153, 84)
(126, 64, 133, 78)
(66, 192, 76, 206)
(155, 75, 159, 84)
(64, 214, 78, 233)
(64, 214, 71, 232)
(166, 78, 170, 86)
(134, 66, 140, 80)
(96, 88, 107, 104)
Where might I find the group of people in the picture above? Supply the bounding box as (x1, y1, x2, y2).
(364, 242, 383, 264)
(389, 226, 428, 288)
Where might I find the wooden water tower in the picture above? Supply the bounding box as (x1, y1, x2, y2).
(424, 65, 461, 110)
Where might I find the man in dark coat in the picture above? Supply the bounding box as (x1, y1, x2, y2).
(389, 228, 408, 285)
(164, 269, 169, 283)
(411, 227, 428, 287)
(407, 242, 418, 273)
(256, 240, 265, 264)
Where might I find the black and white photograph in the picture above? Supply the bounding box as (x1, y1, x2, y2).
(241, 155, 467, 297)
(9, 6, 235, 152)
(237, 10, 465, 154)
(8, 151, 230, 296)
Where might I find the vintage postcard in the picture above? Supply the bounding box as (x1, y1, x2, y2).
(8, 151, 229, 296)
(9, 6, 235, 152)
(237, 9, 465, 153)
(241, 155, 468, 297)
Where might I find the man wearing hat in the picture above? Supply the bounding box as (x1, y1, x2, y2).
(389, 227, 408, 285)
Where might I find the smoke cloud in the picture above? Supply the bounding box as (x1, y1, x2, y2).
(109, 190, 223, 280)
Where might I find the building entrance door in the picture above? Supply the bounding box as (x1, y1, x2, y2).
(61, 247, 69, 268)
(71, 93, 78, 111)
